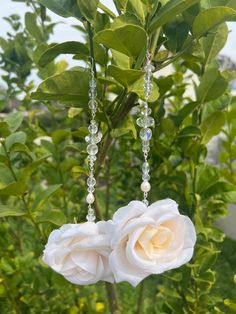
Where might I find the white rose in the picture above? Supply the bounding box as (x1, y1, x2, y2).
(43, 222, 114, 285)
(108, 199, 196, 287)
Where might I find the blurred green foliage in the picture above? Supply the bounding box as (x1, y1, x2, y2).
(0, 0, 236, 313)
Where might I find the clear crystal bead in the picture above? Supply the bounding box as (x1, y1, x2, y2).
(136, 117, 155, 128)
(140, 128, 152, 141)
(87, 186, 95, 193)
(87, 177, 96, 186)
(87, 155, 97, 162)
(85, 132, 102, 144)
(89, 90, 97, 98)
(88, 123, 98, 134)
(89, 79, 96, 88)
(88, 99, 98, 110)
(142, 146, 150, 153)
(144, 64, 155, 72)
(87, 144, 98, 155)
(142, 162, 150, 173)
(142, 173, 150, 181)
(92, 132, 102, 144)
(86, 213, 96, 222)
(142, 139, 149, 146)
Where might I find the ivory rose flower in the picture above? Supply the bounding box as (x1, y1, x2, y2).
(108, 199, 196, 287)
(43, 222, 114, 285)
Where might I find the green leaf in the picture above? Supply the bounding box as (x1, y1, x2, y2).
(72, 166, 87, 178)
(0, 122, 10, 137)
(203, 182, 236, 199)
(224, 299, 236, 313)
(198, 251, 218, 274)
(38, 0, 82, 19)
(201, 111, 225, 144)
(19, 155, 50, 180)
(0, 164, 14, 186)
(111, 13, 142, 29)
(94, 24, 147, 58)
(32, 70, 101, 106)
(95, 12, 111, 33)
(192, 7, 236, 37)
(172, 102, 198, 127)
(68, 107, 83, 118)
(177, 126, 201, 138)
(112, 50, 131, 69)
(32, 184, 62, 211)
(36, 209, 66, 226)
(38, 42, 88, 67)
(0, 181, 27, 196)
(197, 66, 228, 103)
(52, 129, 71, 145)
(0, 205, 25, 218)
(195, 164, 219, 194)
(201, 23, 228, 67)
(126, 0, 147, 23)
(5, 111, 23, 132)
(164, 21, 189, 53)
(77, 0, 99, 23)
(97, 2, 116, 19)
(5, 131, 26, 151)
(25, 12, 43, 43)
(107, 65, 143, 87)
(10, 143, 32, 159)
(149, 0, 200, 32)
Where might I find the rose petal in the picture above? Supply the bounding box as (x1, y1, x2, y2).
(143, 199, 179, 221)
(70, 250, 98, 275)
(109, 241, 149, 287)
(112, 201, 147, 226)
(111, 216, 153, 248)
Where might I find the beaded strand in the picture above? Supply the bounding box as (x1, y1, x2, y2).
(136, 53, 155, 205)
(85, 64, 102, 221)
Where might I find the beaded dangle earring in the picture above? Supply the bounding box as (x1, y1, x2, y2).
(107, 51, 197, 287)
(137, 51, 155, 206)
(85, 57, 102, 222)
(42, 59, 114, 285)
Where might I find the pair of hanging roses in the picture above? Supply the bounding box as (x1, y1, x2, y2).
(43, 198, 196, 287)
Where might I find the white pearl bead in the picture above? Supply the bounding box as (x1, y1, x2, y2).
(86, 193, 95, 204)
(141, 181, 151, 192)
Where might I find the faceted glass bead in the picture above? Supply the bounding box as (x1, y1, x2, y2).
(89, 90, 97, 98)
(93, 132, 102, 144)
(85, 132, 102, 144)
(86, 213, 96, 222)
(87, 144, 98, 155)
(89, 79, 96, 88)
(144, 63, 155, 72)
(142, 146, 150, 153)
(142, 162, 150, 173)
(87, 155, 96, 163)
(87, 177, 96, 187)
(88, 99, 98, 110)
(142, 173, 150, 181)
(88, 123, 98, 134)
(87, 186, 95, 193)
(136, 117, 155, 128)
(140, 128, 152, 141)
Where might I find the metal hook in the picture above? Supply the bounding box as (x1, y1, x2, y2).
(146, 36, 152, 61)
(88, 56, 95, 77)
